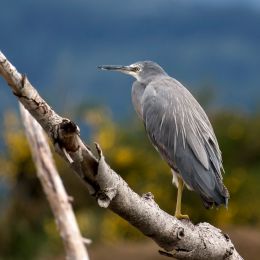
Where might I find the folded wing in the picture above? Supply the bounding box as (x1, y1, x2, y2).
(141, 77, 229, 207)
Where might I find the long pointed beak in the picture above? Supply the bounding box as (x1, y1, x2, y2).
(98, 65, 134, 72)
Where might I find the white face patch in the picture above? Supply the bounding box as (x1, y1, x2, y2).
(127, 71, 140, 80)
(127, 63, 142, 80)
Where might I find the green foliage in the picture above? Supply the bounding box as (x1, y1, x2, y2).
(0, 108, 260, 258)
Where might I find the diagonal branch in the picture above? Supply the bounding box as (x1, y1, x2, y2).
(20, 104, 90, 260)
(0, 51, 242, 260)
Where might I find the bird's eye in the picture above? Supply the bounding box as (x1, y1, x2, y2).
(132, 66, 141, 72)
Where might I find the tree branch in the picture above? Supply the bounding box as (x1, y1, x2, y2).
(0, 51, 243, 260)
(19, 104, 90, 260)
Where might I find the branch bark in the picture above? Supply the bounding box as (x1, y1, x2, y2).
(19, 104, 89, 260)
(0, 51, 243, 260)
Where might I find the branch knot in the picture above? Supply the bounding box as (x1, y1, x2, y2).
(177, 227, 185, 240)
(54, 119, 80, 153)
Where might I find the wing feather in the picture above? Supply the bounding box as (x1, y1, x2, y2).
(141, 77, 228, 207)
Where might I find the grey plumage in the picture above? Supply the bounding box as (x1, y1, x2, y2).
(98, 61, 229, 209)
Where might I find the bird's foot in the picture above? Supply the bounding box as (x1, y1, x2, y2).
(174, 212, 189, 220)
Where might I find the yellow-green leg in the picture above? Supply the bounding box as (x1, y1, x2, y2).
(174, 176, 189, 219)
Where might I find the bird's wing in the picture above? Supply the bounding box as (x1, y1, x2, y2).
(141, 77, 227, 206)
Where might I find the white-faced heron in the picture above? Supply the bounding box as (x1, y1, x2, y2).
(98, 61, 229, 219)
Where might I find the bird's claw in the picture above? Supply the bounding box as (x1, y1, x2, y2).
(174, 213, 189, 220)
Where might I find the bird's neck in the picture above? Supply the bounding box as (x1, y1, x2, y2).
(139, 73, 168, 85)
(131, 81, 146, 119)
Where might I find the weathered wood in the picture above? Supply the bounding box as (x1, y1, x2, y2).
(0, 51, 242, 260)
(20, 104, 89, 260)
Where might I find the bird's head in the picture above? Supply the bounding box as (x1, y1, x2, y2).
(98, 61, 167, 84)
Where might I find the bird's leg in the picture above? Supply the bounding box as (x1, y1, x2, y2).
(175, 176, 189, 219)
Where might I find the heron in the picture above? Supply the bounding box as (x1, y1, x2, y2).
(98, 61, 229, 219)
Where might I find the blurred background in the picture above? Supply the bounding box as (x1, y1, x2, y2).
(0, 0, 260, 259)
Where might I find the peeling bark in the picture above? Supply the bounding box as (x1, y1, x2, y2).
(0, 51, 243, 260)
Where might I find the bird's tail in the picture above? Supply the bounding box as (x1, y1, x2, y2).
(200, 177, 229, 209)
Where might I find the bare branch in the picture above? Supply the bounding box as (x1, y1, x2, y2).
(19, 104, 89, 260)
(0, 51, 243, 259)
